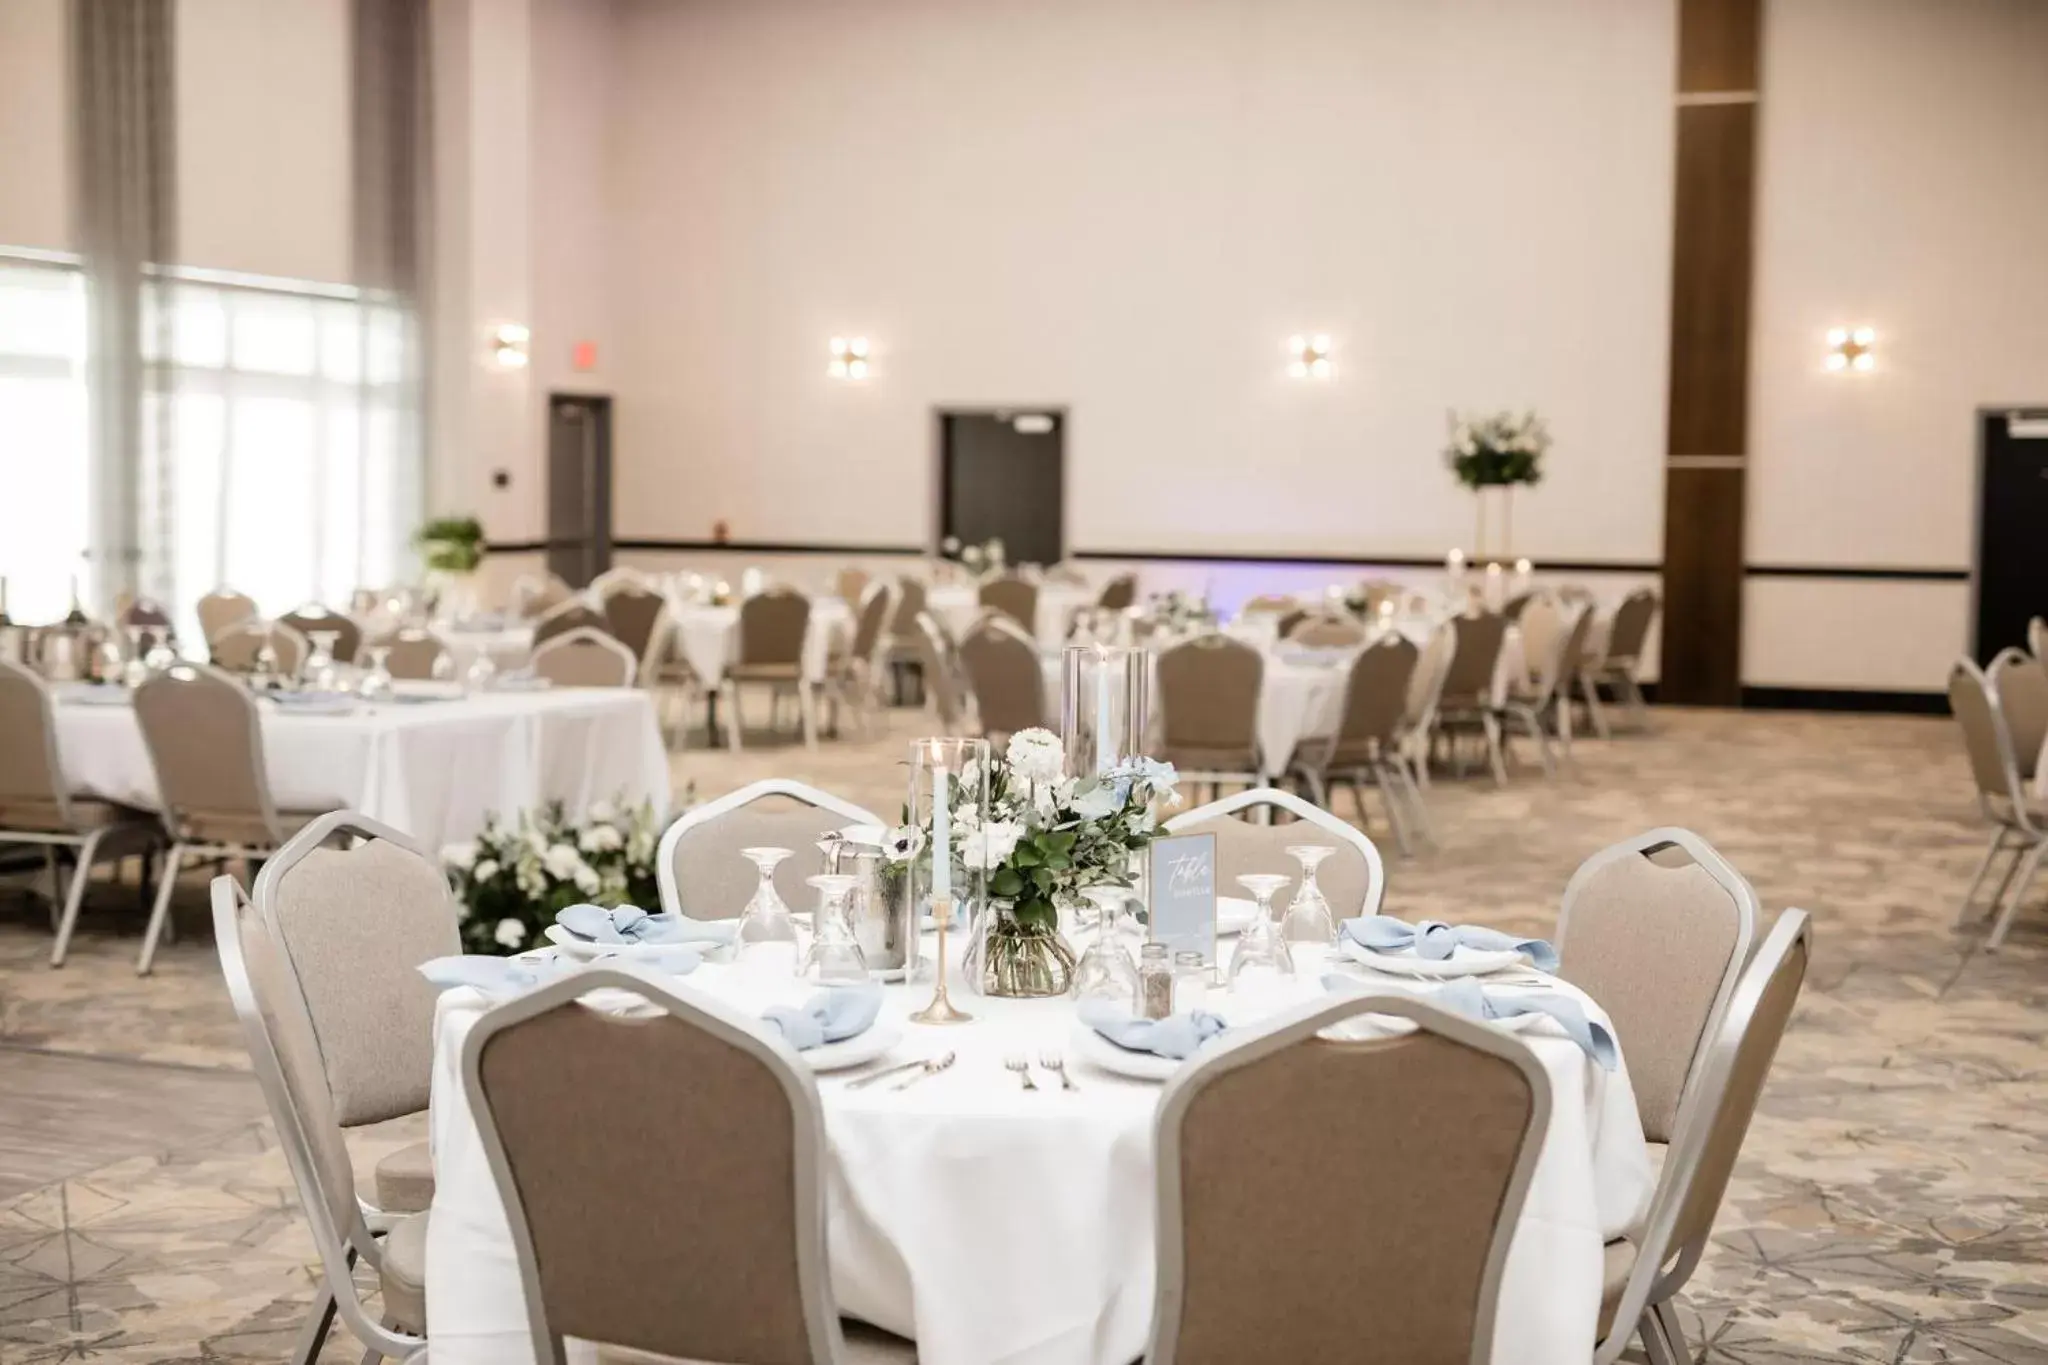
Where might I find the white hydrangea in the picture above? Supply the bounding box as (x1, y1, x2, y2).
(472, 858, 500, 883)
(578, 823, 623, 854)
(1005, 728, 1065, 786)
(542, 843, 587, 882)
(961, 819, 1025, 871)
(494, 917, 528, 948)
(587, 799, 617, 825)
(573, 864, 602, 897)
(443, 840, 479, 871)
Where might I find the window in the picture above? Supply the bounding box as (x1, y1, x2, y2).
(0, 255, 91, 623)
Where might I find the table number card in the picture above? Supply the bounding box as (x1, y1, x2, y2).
(1147, 832, 1218, 967)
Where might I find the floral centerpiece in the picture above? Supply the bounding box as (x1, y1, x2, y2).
(444, 798, 661, 954)
(939, 535, 1007, 577)
(1142, 588, 1213, 637)
(1445, 409, 1549, 558)
(894, 727, 1178, 997)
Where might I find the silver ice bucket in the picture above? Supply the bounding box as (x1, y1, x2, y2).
(824, 828, 918, 982)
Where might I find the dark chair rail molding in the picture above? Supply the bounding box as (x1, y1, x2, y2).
(1744, 563, 1971, 582)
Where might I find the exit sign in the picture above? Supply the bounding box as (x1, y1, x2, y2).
(571, 340, 598, 371)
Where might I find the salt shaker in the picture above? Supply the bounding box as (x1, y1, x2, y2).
(1173, 950, 1208, 1014)
(1138, 943, 1175, 1020)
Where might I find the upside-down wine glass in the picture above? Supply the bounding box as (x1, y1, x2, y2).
(1279, 846, 1338, 946)
(358, 645, 395, 703)
(735, 847, 800, 978)
(1069, 885, 1142, 1007)
(801, 874, 870, 985)
(1226, 873, 1296, 1002)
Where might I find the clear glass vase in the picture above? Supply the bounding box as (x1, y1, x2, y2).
(907, 737, 990, 938)
(980, 906, 1079, 998)
(1058, 644, 1150, 778)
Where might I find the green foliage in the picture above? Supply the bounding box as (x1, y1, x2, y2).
(415, 515, 487, 573)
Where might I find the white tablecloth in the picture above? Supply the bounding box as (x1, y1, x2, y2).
(670, 599, 849, 684)
(930, 582, 1095, 650)
(438, 626, 537, 676)
(425, 943, 1652, 1365)
(1036, 654, 1349, 776)
(53, 689, 670, 850)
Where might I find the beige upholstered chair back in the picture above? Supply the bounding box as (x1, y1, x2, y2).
(1556, 829, 1758, 1143)
(836, 566, 871, 607)
(1604, 590, 1658, 665)
(600, 585, 667, 664)
(1439, 612, 1508, 707)
(1550, 602, 1595, 690)
(1332, 635, 1418, 758)
(255, 819, 459, 1126)
(1287, 615, 1366, 648)
(659, 784, 883, 922)
(889, 576, 928, 635)
(531, 598, 606, 648)
(1167, 793, 1380, 920)
(1098, 573, 1137, 611)
(737, 589, 811, 668)
(1949, 660, 2024, 807)
(1240, 594, 1296, 617)
(210, 621, 311, 677)
(1526, 601, 1593, 703)
(514, 573, 578, 620)
(532, 627, 637, 687)
(196, 588, 258, 644)
(958, 618, 1044, 741)
(1152, 995, 1546, 1365)
(1987, 648, 2048, 781)
(915, 610, 967, 729)
(850, 579, 896, 661)
(379, 629, 450, 681)
(118, 597, 174, 629)
(0, 659, 72, 831)
(1516, 597, 1562, 680)
(1404, 626, 1455, 729)
(1158, 637, 1262, 767)
(979, 576, 1039, 631)
(2031, 616, 2048, 665)
(467, 973, 839, 1365)
(280, 606, 362, 665)
(134, 665, 281, 846)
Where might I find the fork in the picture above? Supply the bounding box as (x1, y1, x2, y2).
(1039, 1050, 1079, 1092)
(1004, 1054, 1039, 1091)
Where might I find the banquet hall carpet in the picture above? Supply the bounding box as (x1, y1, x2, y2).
(0, 706, 2044, 1364)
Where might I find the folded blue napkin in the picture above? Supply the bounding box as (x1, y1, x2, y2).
(419, 947, 702, 997)
(556, 903, 726, 945)
(1318, 973, 1615, 1070)
(761, 985, 884, 1051)
(1338, 915, 1558, 973)
(1077, 998, 1228, 1060)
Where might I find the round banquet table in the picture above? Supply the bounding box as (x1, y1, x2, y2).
(929, 582, 1096, 650)
(424, 937, 1654, 1365)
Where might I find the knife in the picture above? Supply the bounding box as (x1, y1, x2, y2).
(891, 1052, 959, 1090)
(847, 1051, 954, 1090)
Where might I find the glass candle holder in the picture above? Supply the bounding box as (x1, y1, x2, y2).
(1059, 644, 1150, 778)
(907, 737, 990, 934)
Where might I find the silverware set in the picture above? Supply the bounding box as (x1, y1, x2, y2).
(1006, 1051, 1079, 1092)
(846, 1049, 1081, 1093)
(847, 1050, 956, 1091)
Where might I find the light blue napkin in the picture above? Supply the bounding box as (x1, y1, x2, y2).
(419, 947, 702, 997)
(1338, 915, 1558, 973)
(556, 903, 728, 946)
(1318, 973, 1616, 1070)
(761, 985, 884, 1051)
(1077, 998, 1228, 1060)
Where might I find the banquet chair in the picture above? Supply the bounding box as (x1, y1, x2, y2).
(1165, 787, 1384, 920)
(1499, 600, 1595, 777)
(1952, 654, 2048, 948)
(914, 610, 970, 735)
(253, 812, 456, 1224)
(1431, 610, 1512, 786)
(1582, 589, 1659, 736)
(531, 596, 608, 649)
(212, 875, 429, 1365)
(115, 595, 175, 646)
(1988, 647, 2048, 786)
(1157, 635, 1266, 799)
(823, 578, 898, 738)
(1286, 614, 1366, 648)
(957, 615, 1045, 747)
(1399, 626, 1455, 792)
(657, 778, 882, 922)
(1148, 992, 1549, 1365)
(722, 587, 817, 751)
(281, 604, 363, 665)
(877, 575, 931, 702)
(979, 575, 1039, 632)
(196, 587, 259, 645)
(533, 626, 639, 687)
(599, 581, 671, 673)
(463, 965, 915, 1365)
(513, 572, 579, 619)
(377, 628, 453, 682)
(1501, 590, 1540, 622)
(1595, 910, 1811, 1365)
(132, 663, 336, 974)
(836, 565, 871, 607)
(0, 660, 160, 967)
(210, 619, 312, 679)
(1239, 594, 1297, 618)
(589, 565, 658, 597)
(1555, 828, 1759, 1151)
(1097, 573, 1137, 612)
(1287, 635, 1426, 853)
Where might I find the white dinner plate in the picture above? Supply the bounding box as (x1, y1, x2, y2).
(543, 922, 737, 959)
(390, 680, 466, 701)
(54, 685, 132, 706)
(1067, 1020, 1182, 1082)
(803, 1022, 901, 1073)
(1317, 1002, 1544, 1039)
(491, 673, 553, 692)
(1215, 896, 1257, 937)
(265, 693, 357, 716)
(1337, 939, 1524, 979)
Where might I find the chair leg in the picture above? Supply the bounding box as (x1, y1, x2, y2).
(49, 832, 103, 967)
(1986, 837, 2047, 950)
(136, 843, 185, 976)
(1512, 706, 1555, 777)
(1958, 829, 2015, 925)
(1393, 754, 1436, 847)
(721, 681, 743, 752)
(1580, 674, 1611, 739)
(799, 683, 820, 751)
(1479, 712, 1509, 786)
(291, 1282, 339, 1365)
(1646, 1300, 1689, 1365)
(1372, 761, 1414, 856)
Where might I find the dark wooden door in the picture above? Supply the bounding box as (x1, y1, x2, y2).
(1974, 407, 2048, 663)
(546, 394, 611, 587)
(939, 410, 1064, 566)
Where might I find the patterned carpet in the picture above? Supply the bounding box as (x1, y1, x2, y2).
(1, 705, 2045, 1364)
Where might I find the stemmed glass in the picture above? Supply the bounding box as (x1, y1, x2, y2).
(734, 847, 800, 977)
(1226, 873, 1296, 1000)
(306, 631, 341, 692)
(358, 645, 395, 703)
(1279, 846, 1338, 946)
(121, 626, 151, 688)
(464, 650, 498, 693)
(801, 874, 870, 984)
(1069, 885, 1142, 1006)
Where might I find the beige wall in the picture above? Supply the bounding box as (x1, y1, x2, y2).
(0, 0, 69, 252)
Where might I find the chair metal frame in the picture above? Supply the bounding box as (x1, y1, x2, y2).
(656, 778, 884, 921)
(1595, 910, 1812, 1365)
(720, 587, 821, 753)
(1286, 635, 1431, 854)
(1954, 652, 2048, 948)
(461, 963, 851, 1365)
(1166, 785, 1387, 919)
(1581, 588, 1659, 736)
(531, 624, 640, 688)
(1148, 991, 1551, 1365)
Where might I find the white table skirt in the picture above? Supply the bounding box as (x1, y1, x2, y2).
(670, 599, 849, 685)
(54, 689, 670, 850)
(930, 583, 1095, 650)
(424, 943, 1652, 1365)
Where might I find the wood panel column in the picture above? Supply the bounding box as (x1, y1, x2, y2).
(1659, 0, 1761, 705)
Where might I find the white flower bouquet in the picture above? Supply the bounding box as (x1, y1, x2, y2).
(443, 798, 662, 954)
(1445, 409, 1550, 489)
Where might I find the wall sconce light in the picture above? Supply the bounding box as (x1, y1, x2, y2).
(1825, 326, 1875, 373)
(490, 323, 530, 369)
(1287, 333, 1333, 380)
(829, 336, 871, 380)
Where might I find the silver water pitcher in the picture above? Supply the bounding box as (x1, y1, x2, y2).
(824, 830, 918, 982)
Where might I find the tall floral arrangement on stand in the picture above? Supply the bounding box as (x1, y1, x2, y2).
(444, 799, 661, 954)
(1445, 410, 1549, 558)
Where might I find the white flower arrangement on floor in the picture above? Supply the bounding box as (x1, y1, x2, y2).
(442, 798, 662, 955)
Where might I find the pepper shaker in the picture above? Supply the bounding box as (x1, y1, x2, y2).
(1138, 943, 1174, 1020)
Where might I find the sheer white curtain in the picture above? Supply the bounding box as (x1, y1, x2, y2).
(0, 256, 93, 622)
